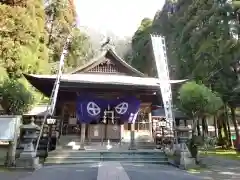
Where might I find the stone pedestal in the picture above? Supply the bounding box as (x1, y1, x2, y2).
(79, 123, 86, 150)
(16, 155, 41, 170)
(128, 123, 137, 150)
(179, 151, 196, 169)
(16, 117, 41, 170)
(176, 143, 196, 170)
(16, 142, 41, 170)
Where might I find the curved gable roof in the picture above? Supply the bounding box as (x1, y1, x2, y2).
(68, 48, 145, 77)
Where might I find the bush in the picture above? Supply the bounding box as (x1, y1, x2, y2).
(0, 78, 34, 114)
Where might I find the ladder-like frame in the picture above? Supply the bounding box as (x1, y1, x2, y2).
(150, 34, 178, 144)
(34, 33, 72, 153)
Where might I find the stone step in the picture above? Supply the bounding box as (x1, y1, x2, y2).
(46, 156, 166, 161)
(44, 149, 168, 166)
(48, 150, 165, 157)
(49, 149, 162, 152)
(46, 154, 166, 159)
(136, 145, 156, 149)
(45, 158, 168, 165)
(44, 160, 168, 166)
(44, 155, 168, 165)
(44, 160, 169, 166)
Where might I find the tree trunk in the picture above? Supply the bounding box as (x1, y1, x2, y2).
(217, 116, 224, 147)
(202, 118, 205, 138)
(202, 116, 208, 138)
(214, 115, 218, 137)
(219, 112, 229, 148)
(192, 117, 198, 136)
(197, 119, 201, 136)
(230, 107, 239, 148)
(222, 119, 229, 144)
(205, 117, 208, 135)
(226, 119, 233, 147)
(224, 105, 233, 147)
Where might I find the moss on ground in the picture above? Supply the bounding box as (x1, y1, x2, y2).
(200, 149, 240, 160)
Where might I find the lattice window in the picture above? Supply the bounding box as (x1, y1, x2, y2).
(88, 59, 119, 73)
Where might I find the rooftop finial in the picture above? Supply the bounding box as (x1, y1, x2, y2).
(101, 37, 111, 49)
(100, 36, 115, 51)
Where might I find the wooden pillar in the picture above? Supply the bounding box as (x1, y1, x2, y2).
(79, 123, 86, 150)
(55, 103, 65, 150)
(59, 104, 65, 137)
(128, 123, 137, 150)
(148, 112, 153, 138)
(88, 124, 91, 143)
(120, 124, 124, 144)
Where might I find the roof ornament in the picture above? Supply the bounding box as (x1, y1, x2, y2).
(100, 36, 115, 51)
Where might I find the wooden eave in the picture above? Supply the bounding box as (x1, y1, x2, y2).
(24, 74, 159, 96)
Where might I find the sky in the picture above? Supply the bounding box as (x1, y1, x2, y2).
(75, 0, 165, 38)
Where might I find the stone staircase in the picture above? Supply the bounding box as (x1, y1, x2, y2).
(44, 134, 168, 166)
(58, 134, 156, 150)
(44, 149, 168, 165)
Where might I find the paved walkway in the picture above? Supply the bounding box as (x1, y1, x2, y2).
(189, 156, 240, 180)
(1, 156, 240, 180)
(0, 163, 203, 180)
(0, 170, 31, 180)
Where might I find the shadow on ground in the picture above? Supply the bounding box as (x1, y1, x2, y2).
(188, 166, 240, 180)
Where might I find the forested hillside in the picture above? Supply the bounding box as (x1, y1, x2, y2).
(128, 0, 240, 147)
(0, 0, 93, 114)
(80, 26, 132, 59)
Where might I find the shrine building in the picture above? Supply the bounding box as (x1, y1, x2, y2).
(24, 48, 185, 149)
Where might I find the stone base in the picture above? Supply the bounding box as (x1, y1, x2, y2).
(179, 151, 196, 170)
(16, 153, 42, 170)
(78, 145, 85, 150)
(179, 156, 196, 169)
(128, 145, 137, 150)
(167, 143, 197, 170)
(19, 151, 36, 158)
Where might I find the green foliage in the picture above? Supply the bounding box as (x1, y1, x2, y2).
(46, 0, 74, 63)
(129, 18, 154, 74)
(179, 81, 223, 156)
(0, 1, 50, 113)
(155, 0, 240, 143)
(66, 28, 94, 70)
(155, 0, 240, 91)
(0, 1, 93, 114)
(179, 81, 223, 117)
(0, 1, 50, 78)
(0, 78, 34, 114)
(46, 0, 93, 73)
(128, 0, 240, 147)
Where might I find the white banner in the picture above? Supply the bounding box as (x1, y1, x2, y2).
(0, 116, 21, 141)
(150, 35, 174, 132)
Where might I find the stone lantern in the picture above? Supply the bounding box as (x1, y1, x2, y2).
(16, 117, 41, 169)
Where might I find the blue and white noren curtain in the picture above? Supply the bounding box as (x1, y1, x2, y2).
(113, 96, 141, 123)
(76, 95, 141, 124)
(76, 95, 108, 123)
